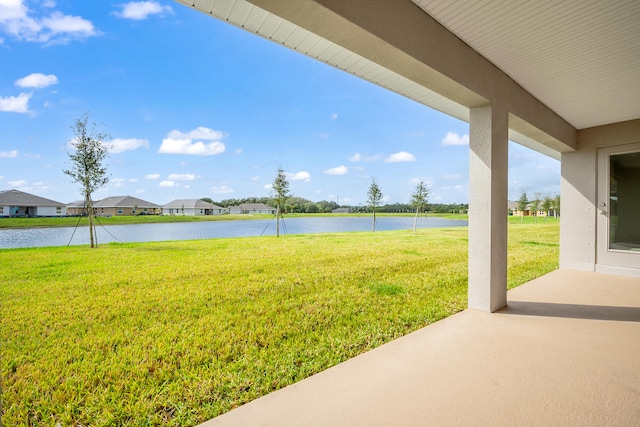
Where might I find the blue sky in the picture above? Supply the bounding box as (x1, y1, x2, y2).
(0, 0, 560, 206)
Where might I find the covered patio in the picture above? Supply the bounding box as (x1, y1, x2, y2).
(202, 269, 640, 426)
(175, 0, 640, 424)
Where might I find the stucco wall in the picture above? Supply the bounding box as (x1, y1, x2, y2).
(560, 119, 640, 272)
(33, 206, 66, 217)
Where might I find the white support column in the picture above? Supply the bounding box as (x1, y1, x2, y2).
(468, 104, 509, 312)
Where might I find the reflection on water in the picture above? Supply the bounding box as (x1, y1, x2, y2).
(0, 216, 467, 249)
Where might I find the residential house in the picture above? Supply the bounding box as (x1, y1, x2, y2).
(66, 200, 87, 216)
(332, 207, 351, 214)
(510, 202, 552, 218)
(92, 195, 161, 216)
(0, 189, 67, 217)
(175, 1, 640, 424)
(162, 199, 224, 216)
(228, 203, 276, 215)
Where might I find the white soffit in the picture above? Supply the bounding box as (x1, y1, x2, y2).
(412, 0, 640, 130)
(177, 0, 469, 122)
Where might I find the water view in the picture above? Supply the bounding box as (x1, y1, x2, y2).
(0, 216, 467, 249)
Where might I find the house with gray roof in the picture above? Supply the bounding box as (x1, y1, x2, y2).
(162, 199, 224, 216)
(92, 195, 161, 216)
(332, 207, 351, 214)
(0, 189, 67, 217)
(228, 203, 276, 215)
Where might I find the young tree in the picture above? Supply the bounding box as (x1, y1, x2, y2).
(410, 181, 430, 232)
(367, 179, 383, 232)
(272, 167, 290, 237)
(542, 195, 553, 222)
(530, 193, 541, 223)
(63, 113, 110, 248)
(517, 192, 529, 224)
(554, 194, 561, 220)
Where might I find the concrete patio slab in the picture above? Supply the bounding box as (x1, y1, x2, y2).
(199, 269, 640, 426)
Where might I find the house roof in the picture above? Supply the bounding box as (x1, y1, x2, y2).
(67, 200, 85, 208)
(177, 0, 640, 159)
(163, 199, 223, 209)
(93, 195, 160, 208)
(0, 189, 65, 207)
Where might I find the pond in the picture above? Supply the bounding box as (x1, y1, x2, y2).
(0, 216, 467, 249)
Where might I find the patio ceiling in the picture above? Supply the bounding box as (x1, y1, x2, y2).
(177, 0, 640, 157)
(412, 0, 640, 131)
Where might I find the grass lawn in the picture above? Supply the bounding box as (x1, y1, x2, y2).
(1, 222, 558, 426)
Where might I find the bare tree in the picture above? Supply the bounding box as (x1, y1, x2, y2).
(367, 179, 383, 232)
(272, 167, 290, 237)
(410, 181, 430, 232)
(63, 113, 110, 248)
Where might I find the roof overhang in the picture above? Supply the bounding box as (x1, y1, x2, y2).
(176, 0, 640, 160)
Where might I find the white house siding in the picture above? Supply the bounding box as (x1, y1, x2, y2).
(33, 206, 66, 217)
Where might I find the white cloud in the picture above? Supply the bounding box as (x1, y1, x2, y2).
(349, 152, 383, 163)
(324, 165, 348, 175)
(0, 150, 18, 158)
(109, 138, 149, 154)
(145, 173, 160, 180)
(408, 177, 434, 186)
(210, 185, 235, 195)
(234, 148, 242, 154)
(263, 183, 273, 190)
(442, 132, 469, 146)
(9, 179, 27, 187)
(114, 1, 174, 20)
(0, 92, 31, 113)
(0, 1, 97, 44)
(167, 173, 195, 181)
(331, 113, 338, 120)
(14, 73, 58, 88)
(112, 178, 126, 188)
(287, 171, 311, 182)
(129, 178, 138, 183)
(159, 180, 176, 188)
(385, 151, 416, 163)
(349, 153, 362, 162)
(159, 127, 226, 156)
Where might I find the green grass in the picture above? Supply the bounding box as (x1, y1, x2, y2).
(0, 222, 558, 426)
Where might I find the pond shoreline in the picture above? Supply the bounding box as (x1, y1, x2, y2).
(0, 216, 468, 249)
(0, 213, 468, 229)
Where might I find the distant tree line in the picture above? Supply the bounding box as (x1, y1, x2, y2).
(200, 195, 468, 215)
(201, 196, 341, 214)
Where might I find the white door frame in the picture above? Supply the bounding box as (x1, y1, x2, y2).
(596, 142, 640, 277)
